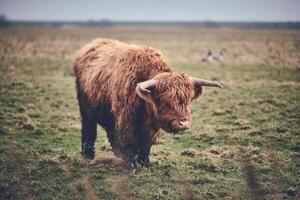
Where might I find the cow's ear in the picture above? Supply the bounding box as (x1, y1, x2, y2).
(192, 85, 204, 100)
(135, 83, 156, 103)
(136, 80, 158, 114)
(135, 80, 156, 101)
(136, 87, 154, 102)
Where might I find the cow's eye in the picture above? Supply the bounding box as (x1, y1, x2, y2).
(179, 99, 184, 105)
(164, 103, 172, 109)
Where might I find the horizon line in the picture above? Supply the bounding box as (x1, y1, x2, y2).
(4, 19, 300, 23)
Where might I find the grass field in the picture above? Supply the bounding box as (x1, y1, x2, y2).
(0, 27, 299, 200)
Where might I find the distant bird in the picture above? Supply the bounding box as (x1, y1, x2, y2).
(201, 49, 213, 62)
(213, 49, 225, 62)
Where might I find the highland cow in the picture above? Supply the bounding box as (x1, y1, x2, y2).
(74, 38, 223, 171)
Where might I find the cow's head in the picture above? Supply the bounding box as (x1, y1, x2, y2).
(136, 72, 223, 133)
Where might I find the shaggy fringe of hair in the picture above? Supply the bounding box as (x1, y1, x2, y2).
(152, 73, 195, 121)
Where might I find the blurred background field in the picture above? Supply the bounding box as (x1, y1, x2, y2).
(0, 27, 299, 199)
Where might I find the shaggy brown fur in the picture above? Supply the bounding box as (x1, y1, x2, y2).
(74, 38, 204, 170)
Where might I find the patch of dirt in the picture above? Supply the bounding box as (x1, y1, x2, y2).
(11, 150, 24, 167)
(90, 155, 127, 172)
(69, 183, 81, 198)
(181, 146, 284, 166)
(278, 81, 300, 89)
(70, 179, 98, 200)
(19, 113, 36, 130)
(180, 183, 197, 200)
(107, 175, 135, 200)
(181, 146, 236, 159)
(174, 178, 215, 200)
(10, 140, 33, 200)
(234, 119, 249, 126)
(249, 130, 263, 136)
(174, 178, 214, 186)
(256, 99, 276, 105)
(240, 157, 264, 200)
(192, 162, 220, 173)
(234, 119, 253, 130)
(265, 138, 283, 186)
(212, 109, 231, 116)
(82, 180, 98, 200)
(181, 150, 210, 158)
(60, 164, 70, 176)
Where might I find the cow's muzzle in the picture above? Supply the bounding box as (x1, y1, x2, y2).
(168, 120, 190, 133)
(179, 120, 190, 130)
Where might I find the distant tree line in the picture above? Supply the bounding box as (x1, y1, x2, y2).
(0, 14, 10, 27)
(1, 16, 300, 29)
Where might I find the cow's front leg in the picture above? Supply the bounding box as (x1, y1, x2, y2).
(120, 143, 140, 173)
(137, 147, 150, 167)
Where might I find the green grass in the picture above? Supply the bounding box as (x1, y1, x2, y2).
(0, 28, 299, 199)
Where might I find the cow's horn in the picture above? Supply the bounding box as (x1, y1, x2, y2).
(192, 78, 223, 88)
(136, 79, 157, 93)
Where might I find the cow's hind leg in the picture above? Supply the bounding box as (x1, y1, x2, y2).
(79, 102, 97, 160)
(81, 116, 97, 159)
(76, 80, 97, 159)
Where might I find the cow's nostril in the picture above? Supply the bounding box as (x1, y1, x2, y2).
(179, 121, 190, 129)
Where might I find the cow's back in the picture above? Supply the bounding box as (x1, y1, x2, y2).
(74, 38, 171, 108)
(74, 38, 132, 105)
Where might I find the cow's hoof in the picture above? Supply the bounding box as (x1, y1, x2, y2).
(136, 158, 149, 167)
(83, 152, 95, 160)
(139, 160, 150, 167)
(137, 155, 150, 167)
(82, 144, 95, 160)
(125, 162, 136, 174)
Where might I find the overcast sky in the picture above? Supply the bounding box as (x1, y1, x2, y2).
(0, 0, 300, 21)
